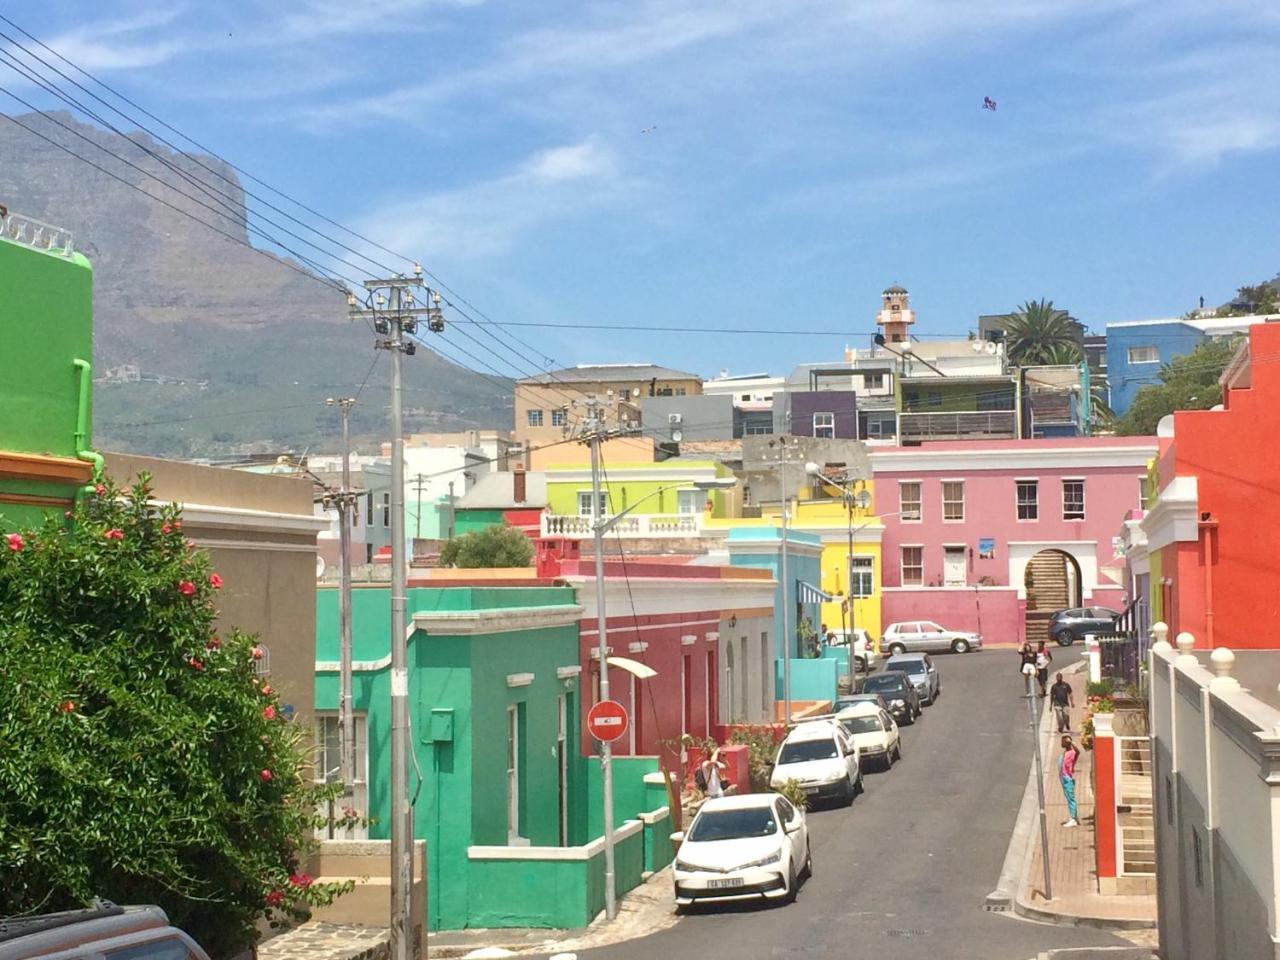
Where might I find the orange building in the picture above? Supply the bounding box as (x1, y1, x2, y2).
(1143, 321, 1280, 647)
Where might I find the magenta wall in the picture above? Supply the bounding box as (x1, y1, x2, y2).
(882, 587, 1022, 646)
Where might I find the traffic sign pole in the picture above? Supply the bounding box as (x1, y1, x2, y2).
(590, 433, 619, 921)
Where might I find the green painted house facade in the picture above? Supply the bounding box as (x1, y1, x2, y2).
(315, 585, 673, 930)
(0, 210, 98, 531)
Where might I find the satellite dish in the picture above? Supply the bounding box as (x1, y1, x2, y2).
(671, 429, 684, 443)
(1156, 415, 1175, 438)
(855, 490, 872, 510)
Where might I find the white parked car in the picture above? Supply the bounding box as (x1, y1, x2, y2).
(835, 701, 902, 770)
(881, 620, 982, 655)
(770, 719, 862, 805)
(827, 626, 877, 672)
(671, 793, 811, 908)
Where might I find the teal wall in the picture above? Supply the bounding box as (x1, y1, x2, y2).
(775, 657, 838, 702)
(727, 527, 822, 659)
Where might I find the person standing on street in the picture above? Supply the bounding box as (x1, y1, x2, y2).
(697, 748, 729, 799)
(1035, 641, 1053, 697)
(1060, 735, 1080, 828)
(1050, 672, 1075, 733)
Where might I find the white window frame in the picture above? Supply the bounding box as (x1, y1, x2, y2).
(507, 705, 521, 844)
(313, 712, 369, 786)
(942, 479, 965, 522)
(813, 412, 835, 439)
(1063, 478, 1086, 521)
(1139, 476, 1150, 511)
(901, 545, 924, 586)
(863, 371, 885, 391)
(899, 480, 922, 522)
(848, 555, 874, 598)
(676, 489, 704, 515)
(1127, 345, 1159, 364)
(526, 408, 544, 427)
(577, 491, 608, 517)
(1016, 478, 1039, 522)
(551, 408, 566, 427)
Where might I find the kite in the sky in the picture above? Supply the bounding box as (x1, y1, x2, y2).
(983, 96, 997, 112)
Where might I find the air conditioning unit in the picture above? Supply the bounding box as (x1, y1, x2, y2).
(668, 413, 683, 425)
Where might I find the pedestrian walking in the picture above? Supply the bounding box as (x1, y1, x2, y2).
(1059, 735, 1080, 828)
(1050, 672, 1074, 733)
(1035, 641, 1052, 697)
(1018, 642, 1036, 694)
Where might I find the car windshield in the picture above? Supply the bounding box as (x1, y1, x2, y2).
(777, 738, 838, 763)
(834, 697, 872, 710)
(863, 674, 907, 693)
(688, 807, 778, 841)
(886, 661, 925, 676)
(841, 716, 883, 734)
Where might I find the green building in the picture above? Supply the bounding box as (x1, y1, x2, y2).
(0, 209, 99, 530)
(315, 585, 673, 930)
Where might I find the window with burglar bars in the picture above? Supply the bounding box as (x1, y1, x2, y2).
(849, 555, 874, 597)
(313, 713, 368, 784)
(942, 481, 965, 521)
(901, 546, 923, 586)
(1063, 479, 1085, 520)
(1016, 480, 1038, 520)
(899, 481, 922, 521)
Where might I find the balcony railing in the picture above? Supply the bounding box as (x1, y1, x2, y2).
(1, 208, 74, 257)
(541, 513, 705, 538)
(898, 410, 1016, 441)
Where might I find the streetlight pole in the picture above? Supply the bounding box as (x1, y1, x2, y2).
(326, 396, 357, 819)
(1026, 666, 1053, 900)
(777, 444, 792, 724)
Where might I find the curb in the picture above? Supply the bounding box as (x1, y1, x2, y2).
(995, 661, 1157, 931)
(1038, 949, 1157, 959)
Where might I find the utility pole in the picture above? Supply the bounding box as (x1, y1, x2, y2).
(412, 473, 428, 541)
(764, 438, 796, 723)
(325, 396, 358, 823)
(1025, 667, 1053, 900)
(349, 269, 442, 960)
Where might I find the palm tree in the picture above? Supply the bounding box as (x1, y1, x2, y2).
(1003, 299, 1081, 366)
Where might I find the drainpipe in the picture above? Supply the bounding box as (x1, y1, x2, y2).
(1198, 515, 1217, 646)
(72, 358, 104, 498)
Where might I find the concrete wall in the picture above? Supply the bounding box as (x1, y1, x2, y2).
(882, 586, 1022, 646)
(639, 394, 735, 442)
(106, 452, 323, 724)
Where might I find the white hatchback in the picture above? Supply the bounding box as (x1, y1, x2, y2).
(672, 793, 810, 908)
(769, 720, 862, 805)
(835, 701, 902, 770)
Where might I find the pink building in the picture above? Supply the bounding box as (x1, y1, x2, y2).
(870, 437, 1157, 646)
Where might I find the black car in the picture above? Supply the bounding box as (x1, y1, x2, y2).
(858, 672, 922, 725)
(0, 901, 211, 960)
(1048, 606, 1120, 646)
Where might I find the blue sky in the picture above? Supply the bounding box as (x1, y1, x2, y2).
(3, 0, 1279, 381)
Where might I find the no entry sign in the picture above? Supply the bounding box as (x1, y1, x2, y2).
(587, 699, 629, 743)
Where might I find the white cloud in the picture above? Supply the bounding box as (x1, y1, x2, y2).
(522, 142, 616, 182)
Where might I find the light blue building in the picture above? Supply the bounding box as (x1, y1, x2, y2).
(1106, 314, 1274, 415)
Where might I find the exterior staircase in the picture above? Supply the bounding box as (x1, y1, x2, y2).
(1117, 737, 1156, 886)
(1024, 552, 1072, 645)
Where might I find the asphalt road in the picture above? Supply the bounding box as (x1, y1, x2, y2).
(575, 650, 1126, 960)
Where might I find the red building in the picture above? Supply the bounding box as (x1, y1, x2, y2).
(1144, 321, 1280, 647)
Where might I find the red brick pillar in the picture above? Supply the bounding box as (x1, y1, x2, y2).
(1092, 712, 1118, 892)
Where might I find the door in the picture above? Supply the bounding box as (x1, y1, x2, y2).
(682, 654, 693, 741)
(920, 622, 947, 652)
(777, 798, 804, 866)
(506, 706, 520, 843)
(557, 695, 569, 846)
(943, 547, 966, 586)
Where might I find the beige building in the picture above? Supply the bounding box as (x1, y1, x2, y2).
(514, 363, 702, 455)
(104, 453, 327, 725)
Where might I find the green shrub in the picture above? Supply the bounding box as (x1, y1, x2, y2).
(728, 724, 786, 792)
(438, 524, 533, 567)
(0, 474, 347, 958)
(775, 778, 809, 810)
(1086, 678, 1117, 699)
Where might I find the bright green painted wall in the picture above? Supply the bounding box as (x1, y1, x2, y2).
(545, 460, 735, 517)
(454, 508, 505, 535)
(586, 756, 659, 839)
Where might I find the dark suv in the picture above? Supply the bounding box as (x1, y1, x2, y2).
(0, 901, 211, 960)
(1048, 607, 1120, 646)
(859, 671, 922, 725)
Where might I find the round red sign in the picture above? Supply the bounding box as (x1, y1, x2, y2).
(587, 699, 629, 743)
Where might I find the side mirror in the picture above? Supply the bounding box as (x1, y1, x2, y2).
(669, 831, 685, 844)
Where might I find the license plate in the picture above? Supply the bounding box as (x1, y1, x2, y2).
(707, 877, 744, 889)
(804, 786, 819, 796)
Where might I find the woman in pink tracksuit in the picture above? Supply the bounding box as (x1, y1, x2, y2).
(1060, 736, 1080, 828)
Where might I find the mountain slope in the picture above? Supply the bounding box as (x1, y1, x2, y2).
(0, 110, 512, 457)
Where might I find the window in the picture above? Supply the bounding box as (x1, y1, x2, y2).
(1165, 777, 1174, 825)
(677, 489, 705, 515)
(1192, 827, 1204, 888)
(526, 409, 544, 427)
(551, 408, 566, 427)
(1063, 479, 1085, 520)
(1128, 345, 1159, 364)
(942, 481, 965, 521)
(366, 491, 374, 526)
(314, 713, 368, 784)
(899, 481, 922, 521)
(813, 412, 835, 439)
(741, 393, 752, 401)
(381, 493, 391, 527)
(1016, 480, 1039, 521)
(676, 387, 688, 396)
(928, 391, 943, 408)
(577, 491, 608, 516)
(1139, 477, 1151, 511)
(507, 705, 523, 843)
(866, 419, 883, 438)
(863, 372, 885, 390)
(901, 546, 923, 586)
(849, 555, 874, 597)
(978, 389, 1011, 411)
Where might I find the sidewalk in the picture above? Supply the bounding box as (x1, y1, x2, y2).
(1016, 670, 1157, 929)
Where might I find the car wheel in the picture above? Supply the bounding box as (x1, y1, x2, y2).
(840, 776, 855, 807)
(900, 710, 915, 726)
(675, 901, 690, 915)
(951, 638, 969, 654)
(782, 861, 798, 904)
(803, 840, 813, 880)
(1055, 630, 1075, 647)
(893, 741, 903, 762)
(855, 771, 865, 797)
(889, 642, 906, 656)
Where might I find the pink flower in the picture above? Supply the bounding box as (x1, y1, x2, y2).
(261, 684, 273, 697)
(177, 580, 197, 596)
(104, 528, 124, 541)
(60, 700, 76, 713)
(161, 522, 171, 534)
(263, 706, 277, 720)
(289, 873, 313, 889)
(206, 636, 222, 651)
(173, 519, 182, 531)
(260, 769, 273, 782)
(188, 657, 205, 672)
(94, 484, 105, 496)
(252, 646, 264, 660)
(264, 890, 284, 907)
(6, 533, 24, 552)
(209, 573, 223, 589)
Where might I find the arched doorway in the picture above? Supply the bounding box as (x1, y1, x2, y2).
(1024, 548, 1082, 645)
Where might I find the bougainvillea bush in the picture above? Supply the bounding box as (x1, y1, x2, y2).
(0, 474, 349, 957)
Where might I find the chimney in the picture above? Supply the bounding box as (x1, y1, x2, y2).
(513, 464, 527, 504)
